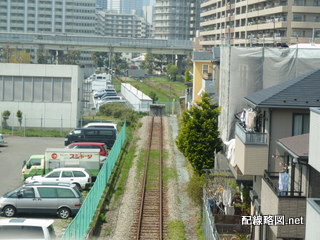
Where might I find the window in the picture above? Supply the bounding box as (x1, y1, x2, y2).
(100, 130, 114, 136)
(30, 159, 42, 166)
(73, 171, 86, 177)
(62, 171, 73, 178)
(202, 64, 209, 75)
(0, 226, 44, 239)
(21, 188, 35, 198)
(292, 113, 309, 136)
(72, 130, 81, 135)
(38, 187, 57, 198)
(46, 171, 61, 178)
(56, 188, 75, 198)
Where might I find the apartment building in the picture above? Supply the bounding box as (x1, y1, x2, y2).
(234, 70, 320, 239)
(200, 0, 320, 48)
(154, 0, 200, 40)
(96, 11, 153, 38)
(0, 0, 96, 35)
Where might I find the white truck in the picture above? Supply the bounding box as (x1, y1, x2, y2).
(22, 148, 101, 180)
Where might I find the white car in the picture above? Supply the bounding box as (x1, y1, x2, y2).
(25, 168, 92, 190)
(0, 133, 5, 145)
(0, 218, 56, 240)
(83, 122, 117, 131)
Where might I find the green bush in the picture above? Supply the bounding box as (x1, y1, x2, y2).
(98, 103, 138, 126)
(187, 174, 205, 206)
(2, 110, 10, 117)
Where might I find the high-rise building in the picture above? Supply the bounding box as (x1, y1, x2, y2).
(122, 0, 144, 16)
(153, 0, 200, 40)
(96, 0, 108, 10)
(0, 0, 96, 35)
(200, 0, 320, 48)
(96, 11, 153, 38)
(107, 0, 121, 13)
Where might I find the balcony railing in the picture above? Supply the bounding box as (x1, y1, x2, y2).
(235, 122, 267, 145)
(263, 170, 305, 198)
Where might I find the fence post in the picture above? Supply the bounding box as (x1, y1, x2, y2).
(11, 117, 14, 136)
(40, 115, 43, 137)
(60, 115, 63, 136)
(24, 115, 26, 137)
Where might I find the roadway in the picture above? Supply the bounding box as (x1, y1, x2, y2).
(0, 32, 194, 55)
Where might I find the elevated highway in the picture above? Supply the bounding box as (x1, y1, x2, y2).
(0, 32, 194, 55)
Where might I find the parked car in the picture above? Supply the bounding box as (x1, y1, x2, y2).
(64, 127, 117, 148)
(94, 90, 117, 99)
(24, 167, 92, 190)
(83, 122, 117, 131)
(97, 96, 124, 105)
(21, 155, 45, 179)
(65, 142, 108, 163)
(0, 218, 56, 240)
(0, 133, 6, 145)
(0, 182, 82, 219)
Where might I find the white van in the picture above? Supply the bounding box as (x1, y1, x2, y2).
(83, 122, 117, 131)
(0, 218, 56, 239)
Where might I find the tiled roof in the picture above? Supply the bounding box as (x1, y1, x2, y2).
(245, 69, 320, 108)
(192, 51, 213, 61)
(277, 134, 309, 159)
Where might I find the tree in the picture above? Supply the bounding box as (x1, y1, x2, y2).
(176, 93, 222, 175)
(111, 53, 128, 74)
(37, 49, 49, 64)
(16, 110, 23, 128)
(167, 64, 178, 81)
(0, 46, 10, 63)
(184, 66, 192, 83)
(153, 54, 169, 74)
(2, 110, 11, 129)
(65, 50, 80, 65)
(9, 51, 31, 63)
(149, 91, 158, 103)
(140, 54, 169, 75)
(92, 52, 109, 68)
(140, 53, 155, 75)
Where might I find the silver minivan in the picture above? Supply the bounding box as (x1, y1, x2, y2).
(0, 183, 82, 219)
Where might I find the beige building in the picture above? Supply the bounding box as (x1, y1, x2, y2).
(200, 0, 320, 48)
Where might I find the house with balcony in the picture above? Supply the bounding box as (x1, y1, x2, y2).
(192, 49, 220, 104)
(229, 69, 320, 239)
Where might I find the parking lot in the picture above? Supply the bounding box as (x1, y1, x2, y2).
(0, 135, 70, 237)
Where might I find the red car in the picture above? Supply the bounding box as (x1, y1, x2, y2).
(66, 142, 108, 163)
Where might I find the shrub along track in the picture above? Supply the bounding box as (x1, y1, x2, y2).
(131, 116, 168, 239)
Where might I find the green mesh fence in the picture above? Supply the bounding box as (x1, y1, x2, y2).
(61, 123, 126, 240)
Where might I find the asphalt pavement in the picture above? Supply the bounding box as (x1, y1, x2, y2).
(0, 135, 64, 196)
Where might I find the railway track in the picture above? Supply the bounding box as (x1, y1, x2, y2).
(131, 116, 167, 240)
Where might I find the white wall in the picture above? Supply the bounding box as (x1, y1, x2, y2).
(309, 108, 320, 172)
(0, 63, 83, 128)
(121, 83, 152, 112)
(305, 199, 320, 240)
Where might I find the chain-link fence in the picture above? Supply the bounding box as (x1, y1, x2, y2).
(61, 123, 126, 240)
(0, 116, 74, 137)
(203, 197, 219, 240)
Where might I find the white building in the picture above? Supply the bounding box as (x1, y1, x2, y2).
(96, 11, 153, 38)
(121, 83, 152, 112)
(0, 0, 96, 35)
(0, 63, 83, 129)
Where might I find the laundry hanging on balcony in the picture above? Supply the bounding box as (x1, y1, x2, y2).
(224, 138, 236, 167)
(278, 172, 289, 196)
(237, 108, 264, 133)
